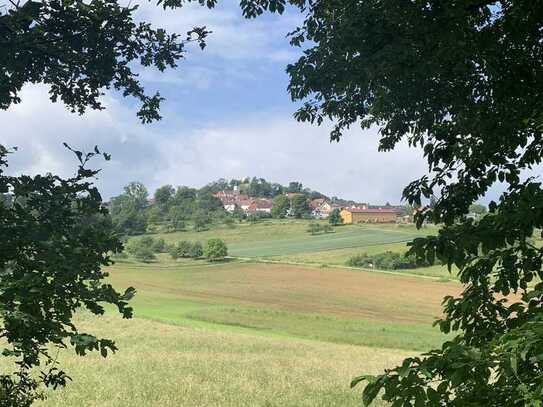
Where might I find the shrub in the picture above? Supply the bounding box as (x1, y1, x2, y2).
(346, 251, 432, 270)
(307, 222, 321, 235)
(203, 238, 228, 261)
(168, 240, 203, 259)
(189, 241, 203, 258)
(132, 246, 156, 263)
(125, 236, 158, 262)
(152, 238, 167, 253)
(329, 208, 343, 226)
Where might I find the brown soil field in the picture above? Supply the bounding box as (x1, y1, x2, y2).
(111, 262, 463, 325)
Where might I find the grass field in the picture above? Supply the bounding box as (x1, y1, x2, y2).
(152, 220, 451, 278)
(31, 258, 458, 406)
(27, 221, 461, 405)
(35, 314, 408, 407)
(104, 259, 457, 351)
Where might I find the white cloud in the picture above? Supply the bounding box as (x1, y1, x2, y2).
(132, 1, 303, 90)
(2, 86, 427, 204)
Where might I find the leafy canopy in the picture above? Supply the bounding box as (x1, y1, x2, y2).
(0, 146, 135, 405)
(0, 0, 210, 122)
(203, 238, 228, 261)
(256, 0, 542, 405)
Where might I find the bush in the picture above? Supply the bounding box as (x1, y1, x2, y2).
(329, 208, 343, 226)
(152, 238, 167, 253)
(169, 240, 203, 259)
(203, 238, 228, 261)
(125, 236, 158, 262)
(307, 222, 321, 235)
(132, 246, 156, 263)
(346, 251, 432, 270)
(189, 241, 203, 258)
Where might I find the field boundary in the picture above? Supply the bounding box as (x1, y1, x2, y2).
(228, 256, 455, 282)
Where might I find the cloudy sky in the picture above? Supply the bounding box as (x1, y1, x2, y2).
(3, 2, 437, 204)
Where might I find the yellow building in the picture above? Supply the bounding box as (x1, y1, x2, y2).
(340, 207, 398, 224)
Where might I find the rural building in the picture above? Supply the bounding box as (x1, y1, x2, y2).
(213, 189, 249, 212)
(309, 198, 333, 218)
(340, 207, 399, 224)
(247, 198, 273, 214)
(239, 199, 253, 212)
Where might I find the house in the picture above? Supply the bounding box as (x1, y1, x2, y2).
(340, 207, 399, 224)
(247, 198, 273, 214)
(212, 189, 249, 212)
(239, 198, 253, 212)
(309, 198, 333, 219)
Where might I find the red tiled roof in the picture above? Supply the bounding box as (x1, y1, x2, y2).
(254, 198, 273, 209)
(309, 198, 326, 209)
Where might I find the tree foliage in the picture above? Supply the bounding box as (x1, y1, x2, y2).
(290, 194, 309, 219)
(109, 182, 149, 235)
(328, 208, 342, 226)
(0, 0, 210, 122)
(203, 238, 227, 261)
(0, 146, 135, 405)
(251, 0, 543, 405)
(271, 194, 289, 218)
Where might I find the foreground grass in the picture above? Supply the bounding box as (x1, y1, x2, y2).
(36, 314, 408, 407)
(107, 260, 458, 351)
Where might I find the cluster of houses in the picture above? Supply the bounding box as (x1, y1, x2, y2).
(213, 188, 273, 214)
(213, 188, 404, 223)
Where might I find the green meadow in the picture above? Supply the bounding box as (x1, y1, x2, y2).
(155, 220, 451, 279)
(31, 221, 459, 406)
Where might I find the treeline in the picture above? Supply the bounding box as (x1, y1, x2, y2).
(119, 235, 228, 263)
(107, 178, 332, 236)
(108, 182, 224, 235)
(200, 177, 325, 199)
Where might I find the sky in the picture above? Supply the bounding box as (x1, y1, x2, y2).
(0, 1, 461, 204)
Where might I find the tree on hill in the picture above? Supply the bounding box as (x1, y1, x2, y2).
(196, 192, 223, 212)
(168, 206, 186, 231)
(290, 194, 310, 219)
(469, 203, 488, 216)
(192, 209, 211, 232)
(109, 182, 150, 235)
(271, 194, 290, 218)
(328, 208, 343, 226)
(203, 238, 228, 262)
(154, 185, 175, 208)
(287, 181, 303, 193)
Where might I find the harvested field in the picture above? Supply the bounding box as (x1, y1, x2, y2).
(107, 260, 460, 350)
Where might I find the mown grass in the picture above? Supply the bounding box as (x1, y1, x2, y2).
(149, 220, 451, 278)
(35, 314, 408, 407)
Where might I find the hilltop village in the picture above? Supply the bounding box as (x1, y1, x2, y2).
(212, 185, 405, 224)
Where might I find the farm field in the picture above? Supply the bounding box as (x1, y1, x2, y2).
(35, 314, 408, 407)
(34, 221, 461, 406)
(153, 220, 451, 279)
(105, 260, 458, 351)
(33, 258, 459, 406)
